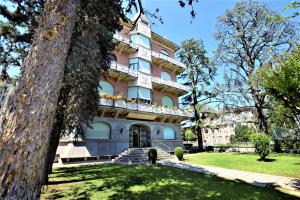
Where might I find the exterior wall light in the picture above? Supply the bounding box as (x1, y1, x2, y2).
(157, 130, 160, 135)
(120, 128, 123, 134)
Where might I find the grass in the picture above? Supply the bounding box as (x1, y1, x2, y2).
(41, 164, 299, 200)
(185, 152, 300, 178)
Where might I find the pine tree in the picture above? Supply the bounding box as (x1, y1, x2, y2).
(178, 39, 216, 151)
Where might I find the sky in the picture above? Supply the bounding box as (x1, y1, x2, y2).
(141, 0, 296, 81)
(4, 0, 297, 79)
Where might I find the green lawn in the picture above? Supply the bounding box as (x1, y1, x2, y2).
(185, 152, 300, 178)
(41, 164, 299, 200)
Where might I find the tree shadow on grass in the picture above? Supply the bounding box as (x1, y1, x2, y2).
(256, 158, 276, 162)
(43, 164, 299, 200)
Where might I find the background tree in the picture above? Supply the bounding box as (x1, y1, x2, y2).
(230, 123, 254, 143)
(214, 0, 298, 134)
(256, 47, 300, 130)
(179, 39, 216, 151)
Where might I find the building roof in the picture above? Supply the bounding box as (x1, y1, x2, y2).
(151, 32, 180, 52)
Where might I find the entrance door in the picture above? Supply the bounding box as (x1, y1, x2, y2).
(129, 125, 150, 148)
(132, 126, 140, 148)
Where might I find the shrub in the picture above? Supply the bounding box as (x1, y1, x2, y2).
(250, 132, 271, 161)
(205, 146, 214, 152)
(148, 148, 157, 164)
(175, 147, 184, 161)
(184, 129, 197, 142)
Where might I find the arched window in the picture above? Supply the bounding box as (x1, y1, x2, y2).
(162, 96, 174, 107)
(85, 122, 110, 139)
(108, 54, 117, 67)
(160, 49, 169, 57)
(163, 126, 175, 140)
(99, 81, 114, 96)
(161, 71, 172, 81)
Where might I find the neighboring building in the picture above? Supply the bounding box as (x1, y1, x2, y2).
(203, 110, 254, 146)
(56, 15, 193, 160)
(0, 80, 15, 121)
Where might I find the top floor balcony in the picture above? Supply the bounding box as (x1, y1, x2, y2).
(113, 33, 138, 54)
(151, 51, 186, 73)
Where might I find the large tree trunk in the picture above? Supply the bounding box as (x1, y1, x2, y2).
(250, 87, 268, 133)
(0, 0, 79, 199)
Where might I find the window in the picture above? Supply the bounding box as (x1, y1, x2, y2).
(139, 59, 151, 74)
(107, 54, 116, 67)
(130, 34, 138, 44)
(129, 58, 139, 71)
(129, 58, 151, 74)
(161, 71, 172, 81)
(128, 86, 152, 104)
(160, 49, 169, 57)
(85, 122, 110, 139)
(162, 96, 174, 107)
(130, 34, 151, 49)
(140, 34, 151, 48)
(99, 81, 114, 96)
(163, 126, 175, 140)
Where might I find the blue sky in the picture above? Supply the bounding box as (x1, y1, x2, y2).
(142, 0, 296, 81)
(4, 0, 296, 79)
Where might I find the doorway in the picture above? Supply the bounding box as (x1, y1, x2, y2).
(129, 125, 150, 148)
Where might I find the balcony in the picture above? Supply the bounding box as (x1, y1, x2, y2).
(108, 63, 188, 95)
(108, 63, 138, 81)
(152, 77, 189, 96)
(113, 34, 138, 53)
(151, 51, 186, 73)
(99, 98, 194, 121)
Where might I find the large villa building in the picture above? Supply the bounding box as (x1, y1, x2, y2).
(203, 110, 254, 146)
(56, 15, 193, 160)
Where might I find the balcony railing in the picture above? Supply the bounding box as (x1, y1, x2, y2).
(152, 77, 189, 92)
(152, 51, 186, 69)
(110, 63, 188, 92)
(110, 63, 138, 77)
(113, 34, 138, 49)
(99, 98, 194, 118)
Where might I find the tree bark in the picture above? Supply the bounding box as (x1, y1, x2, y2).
(192, 87, 204, 151)
(0, 0, 79, 199)
(250, 87, 268, 134)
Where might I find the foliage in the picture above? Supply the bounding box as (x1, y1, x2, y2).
(178, 39, 216, 151)
(0, 0, 45, 79)
(230, 124, 254, 143)
(175, 147, 184, 161)
(214, 0, 299, 133)
(148, 148, 157, 164)
(256, 48, 300, 130)
(183, 129, 197, 142)
(250, 132, 272, 161)
(185, 153, 300, 178)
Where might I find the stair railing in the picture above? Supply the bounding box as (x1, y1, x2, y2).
(153, 140, 171, 154)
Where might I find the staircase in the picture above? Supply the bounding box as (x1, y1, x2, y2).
(112, 148, 172, 164)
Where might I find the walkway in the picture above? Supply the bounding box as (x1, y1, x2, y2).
(158, 160, 300, 193)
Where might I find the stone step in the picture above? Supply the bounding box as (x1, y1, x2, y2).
(113, 148, 172, 164)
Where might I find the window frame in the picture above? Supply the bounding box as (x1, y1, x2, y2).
(162, 95, 174, 108)
(128, 86, 152, 104)
(99, 81, 114, 96)
(163, 126, 176, 140)
(160, 49, 170, 57)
